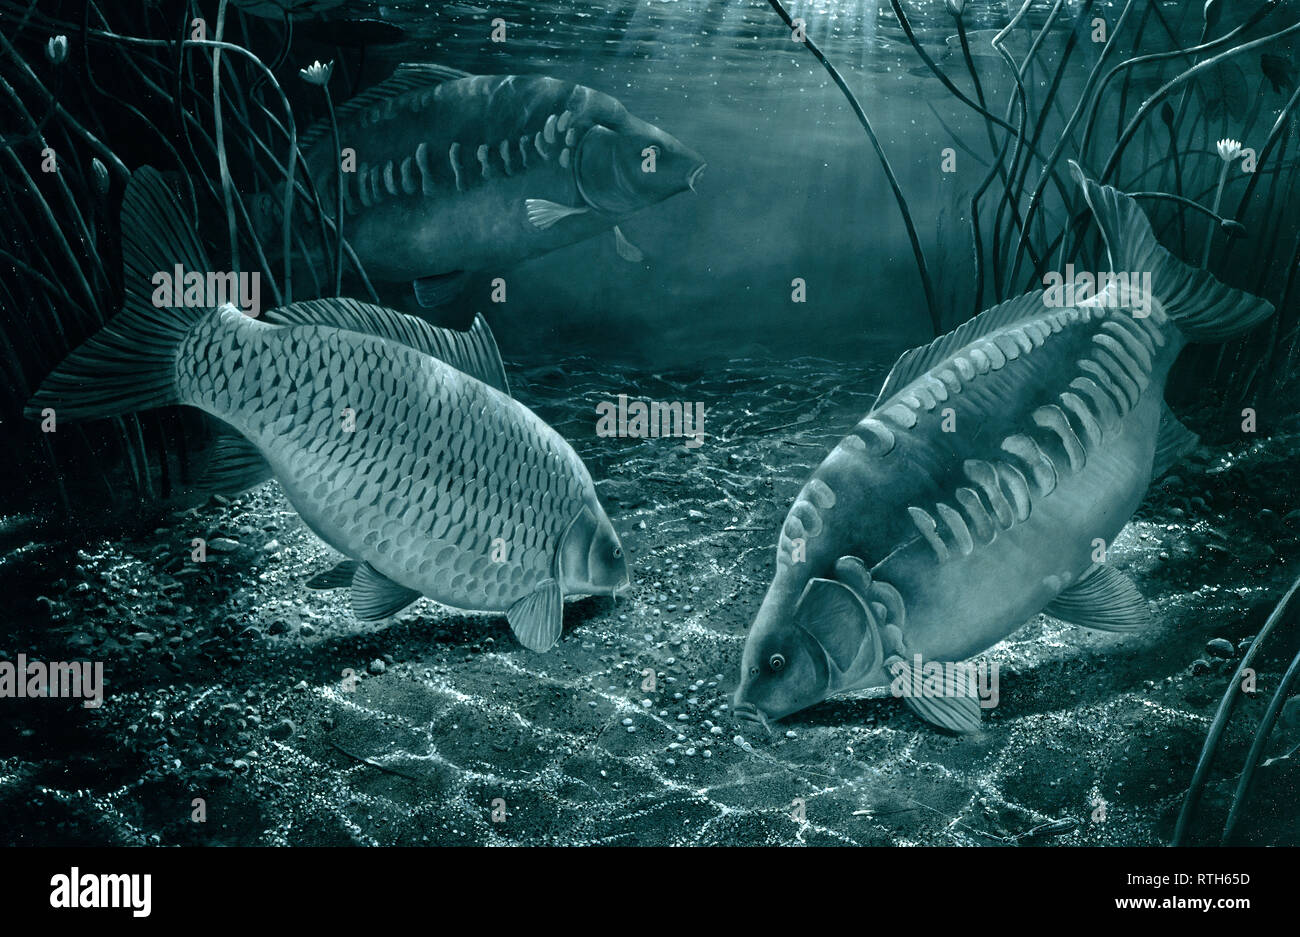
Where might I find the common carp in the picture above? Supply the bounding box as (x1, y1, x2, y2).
(733, 165, 1274, 732)
(270, 63, 706, 306)
(28, 169, 630, 651)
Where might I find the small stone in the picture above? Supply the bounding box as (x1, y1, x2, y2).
(785, 730, 797, 739)
(268, 719, 294, 740)
(1205, 638, 1235, 659)
(368, 658, 386, 674)
(1191, 659, 1212, 675)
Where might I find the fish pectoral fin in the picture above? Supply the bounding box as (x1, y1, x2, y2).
(794, 577, 874, 673)
(306, 559, 360, 590)
(613, 226, 644, 263)
(1045, 564, 1151, 632)
(1152, 402, 1200, 480)
(887, 654, 983, 734)
(202, 434, 274, 494)
(525, 199, 589, 230)
(412, 272, 467, 308)
(349, 562, 422, 620)
(507, 579, 564, 652)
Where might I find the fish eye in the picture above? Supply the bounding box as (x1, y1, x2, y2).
(768, 653, 786, 672)
(748, 666, 759, 677)
(612, 546, 622, 558)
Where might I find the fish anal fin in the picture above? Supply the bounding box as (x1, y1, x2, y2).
(1045, 564, 1150, 632)
(306, 559, 360, 590)
(507, 579, 564, 652)
(1152, 401, 1199, 479)
(350, 562, 421, 620)
(613, 225, 644, 263)
(887, 654, 983, 734)
(413, 272, 468, 309)
(203, 435, 273, 494)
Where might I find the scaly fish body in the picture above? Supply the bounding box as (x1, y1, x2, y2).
(179, 308, 594, 613)
(30, 168, 629, 651)
(734, 168, 1275, 731)
(280, 66, 706, 302)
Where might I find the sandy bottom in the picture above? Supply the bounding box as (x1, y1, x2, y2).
(3, 357, 1299, 846)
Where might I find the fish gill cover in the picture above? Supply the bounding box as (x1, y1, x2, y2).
(0, 0, 1297, 853)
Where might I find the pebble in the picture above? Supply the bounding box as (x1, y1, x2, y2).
(268, 719, 294, 740)
(1205, 638, 1235, 659)
(368, 658, 386, 674)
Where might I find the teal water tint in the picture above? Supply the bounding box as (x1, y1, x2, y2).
(355, 0, 1114, 364)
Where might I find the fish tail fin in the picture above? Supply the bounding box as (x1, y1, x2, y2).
(25, 167, 213, 422)
(1072, 161, 1275, 342)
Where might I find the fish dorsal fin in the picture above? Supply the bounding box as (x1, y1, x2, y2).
(264, 301, 510, 395)
(202, 434, 274, 494)
(873, 290, 1049, 407)
(1152, 401, 1199, 480)
(350, 562, 422, 620)
(1045, 564, 1150, 632)
(299, 63, 472, 152)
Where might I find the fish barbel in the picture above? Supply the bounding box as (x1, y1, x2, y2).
(734, 165, 1275, 732)
(28, 168, 630, 651)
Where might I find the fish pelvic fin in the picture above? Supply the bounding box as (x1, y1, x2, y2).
(25, 167, 213, 422)
(1045, 564, 1151, 632)
(412, 272, 468, 309)
(507, 579, 564, 652)
(350, 562, 422, 620)
(1072, 161, 1275, 342)
(886, 653, 983, 734)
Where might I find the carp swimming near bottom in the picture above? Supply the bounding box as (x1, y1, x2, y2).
(733, 164, 1275, 732)
(27, 168, 630, 652)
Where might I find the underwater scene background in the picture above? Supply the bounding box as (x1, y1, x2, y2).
(1, 0, 1299, 847)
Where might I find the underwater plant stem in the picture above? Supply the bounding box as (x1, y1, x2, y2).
(1222, 614, 1300, 843)
(325, 85, 344, 296)
(765, 0, 941, 334)
(1099, 19, 1300, 185)
(1173, 569, 1300, 845)
(212, 0, 240, 274)
(1008, 0, 1135, 290)
(1201, 159, 1232, 268)
(887, 0, 1019, 136)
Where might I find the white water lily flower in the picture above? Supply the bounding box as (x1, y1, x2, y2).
(299, 60, 333, 87)
(45, 35, 68, 65)
(1216, 138, 1242, 162)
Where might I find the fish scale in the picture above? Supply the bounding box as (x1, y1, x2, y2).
(735, 168, 1276, 731)
(176, 312, 588, 610)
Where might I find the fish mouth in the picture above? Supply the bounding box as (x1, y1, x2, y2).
(687, 162, 707, 193)
(732, 701, 773, 735)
